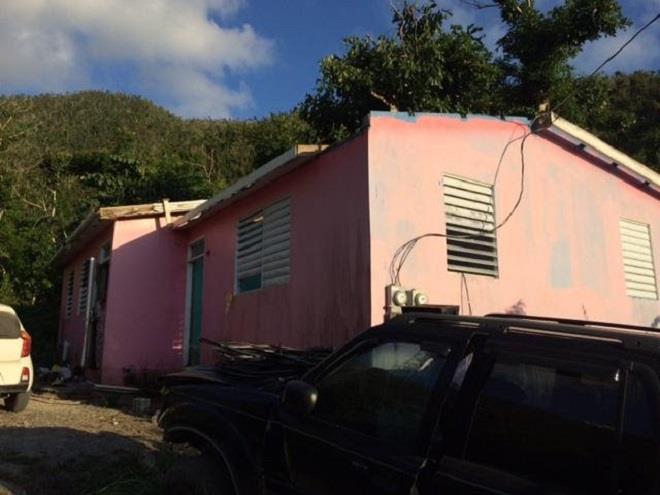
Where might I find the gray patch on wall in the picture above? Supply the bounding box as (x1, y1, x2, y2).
(551, 239, 572, 288)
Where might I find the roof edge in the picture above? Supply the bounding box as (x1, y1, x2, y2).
(52, 199, 206, 267)
(173, 144, 328, 229)
(547, 113, 660, 190)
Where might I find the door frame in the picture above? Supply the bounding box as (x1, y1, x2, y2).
(184, 236, 205, 366)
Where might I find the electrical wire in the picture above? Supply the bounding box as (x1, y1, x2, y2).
(460, 273, 473, 316)
(552, 12, 660, 114)
(389, 121, 535, 285)
(389, 14, 660, 287)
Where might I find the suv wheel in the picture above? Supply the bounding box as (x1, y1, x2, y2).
(4, 391, 30, 412)
(164, 455, 235, 495)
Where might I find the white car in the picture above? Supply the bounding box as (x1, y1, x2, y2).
(0, 304, 33, 412)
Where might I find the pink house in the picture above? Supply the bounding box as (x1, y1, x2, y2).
(55, 112, 660, 385)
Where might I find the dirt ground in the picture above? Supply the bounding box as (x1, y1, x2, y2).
(0, 389, 174, 495)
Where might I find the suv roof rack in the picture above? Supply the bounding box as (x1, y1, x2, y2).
(484, 313, 656, 333)
(392, 312, 660, 353)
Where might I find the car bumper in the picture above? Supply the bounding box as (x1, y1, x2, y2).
(0, 384, 29, 394)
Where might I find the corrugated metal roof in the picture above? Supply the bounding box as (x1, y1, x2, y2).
(173, 144, 327, 230)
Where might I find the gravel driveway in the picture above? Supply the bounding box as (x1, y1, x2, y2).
(0, 390, 169, 495)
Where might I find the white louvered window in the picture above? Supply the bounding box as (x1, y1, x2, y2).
(77, 258, 93, 316)
(236, 198, 291, 293)
(443, 175, 498, 277)
(619, 219, 657, 300)
(65, 270, 74, 319)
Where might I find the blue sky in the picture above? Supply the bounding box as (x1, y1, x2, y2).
(0, 0, 657, 119)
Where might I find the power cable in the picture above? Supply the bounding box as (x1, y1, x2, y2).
(552, 12, 660, 114)
(460, 273, 473, 316)
(389, 120, 535, 285)
(389, 13, 660, 287)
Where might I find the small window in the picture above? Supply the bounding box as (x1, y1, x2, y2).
(312, 341, 451, 452)
(98, 242, 111, 264)
(464, 358, 620, 493)
(77, 258, 93, 316)
(65, 270, 74, 319)
(189, 238, 205, 261)
(443, 175, 498, 277)
(236, 198, 290, 293)
(619, 219, 657, 300)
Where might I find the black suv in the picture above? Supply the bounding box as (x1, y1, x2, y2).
(158, 312, 660, 494)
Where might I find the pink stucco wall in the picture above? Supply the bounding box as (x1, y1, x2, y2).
(100, 217, 188, 384)
(58, 226, 113, 369)
(367, 113, 660, 327)
(183, 133, 371, 360)
(57, 112, 660, 385)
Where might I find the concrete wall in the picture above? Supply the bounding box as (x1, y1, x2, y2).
(58, 226, 113, 369)
(367, 113, 660, 327)
(100, 217, 188, 384)
(183, 133, 371, 360)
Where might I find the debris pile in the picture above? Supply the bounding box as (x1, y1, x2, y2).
(201, 339, 332, 390)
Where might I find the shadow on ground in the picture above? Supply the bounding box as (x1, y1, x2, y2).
(0, 427, 176, 495)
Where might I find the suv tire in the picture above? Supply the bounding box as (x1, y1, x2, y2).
(4, 391, 30, 412)
(164, 455, 235, 495)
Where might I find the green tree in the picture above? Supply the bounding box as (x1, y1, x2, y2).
(495, 0, 628, 113)
(578, 71, 660, 169)
(300, 0, 630, 142)
(300, 1, 501, 141)
(0, 92, 311, 363)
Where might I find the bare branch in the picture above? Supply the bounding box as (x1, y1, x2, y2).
(370, 90, 399, 111)
(11, 186, 49, 213)
(458, 0, 498, 9)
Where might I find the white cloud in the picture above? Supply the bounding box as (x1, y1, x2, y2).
(0, 0, 273, 118)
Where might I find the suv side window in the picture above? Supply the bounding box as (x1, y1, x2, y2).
(620, 372, 659, 494)
(312, 340, 450, 452)
(464, 357, 620, 494)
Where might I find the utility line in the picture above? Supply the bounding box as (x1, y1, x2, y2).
(389, 12, 660, 286)
(552, 12, 660, 114)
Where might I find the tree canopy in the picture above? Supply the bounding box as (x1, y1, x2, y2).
(299, 1, 650, 150)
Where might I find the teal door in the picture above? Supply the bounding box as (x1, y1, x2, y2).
(188, 240, 205, 365)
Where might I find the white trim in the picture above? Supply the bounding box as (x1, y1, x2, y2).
(183, 258, 193, 366)
(80, 257, 96, 367)
(183, 237, 205, 365)
(549, 114, 660, 192)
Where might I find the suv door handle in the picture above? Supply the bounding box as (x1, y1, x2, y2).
(351, 459, 369, 472)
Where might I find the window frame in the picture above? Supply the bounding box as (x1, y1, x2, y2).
(235, 198, 291, 294)
(64, 269, 75, 320)
(77, 258, 94, 317)
(442, 174, 499, 278)
(619, 218, 658, 300)
(302, 327, 470, 456)
(443, 336, 629, 493)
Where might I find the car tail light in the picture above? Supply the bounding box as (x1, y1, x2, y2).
(20, 330, 31, 358)
(20, 367, 30, 383)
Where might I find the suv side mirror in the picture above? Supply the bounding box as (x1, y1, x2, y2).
(282, 380, 318, 416)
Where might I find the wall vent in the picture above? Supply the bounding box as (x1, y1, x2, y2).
(443, 175, 498, 277)
(236, 198, 291, 292)
(619, 219, 657, 300)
